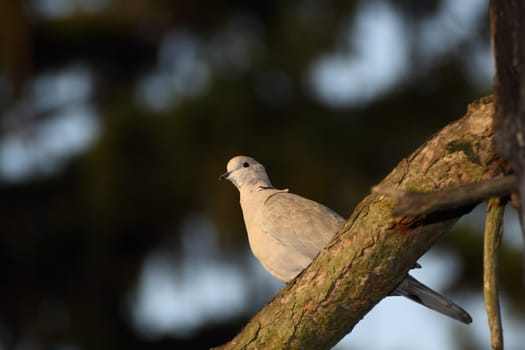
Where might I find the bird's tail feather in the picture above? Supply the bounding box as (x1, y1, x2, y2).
(392, 275, 472, 324)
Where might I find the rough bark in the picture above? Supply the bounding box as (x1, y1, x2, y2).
(212, 96, 506, 350)
(491, 0, 525, 173)
(491, 0, 525, 240)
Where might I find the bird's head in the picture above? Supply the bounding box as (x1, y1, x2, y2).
(220, 155, 273, 191)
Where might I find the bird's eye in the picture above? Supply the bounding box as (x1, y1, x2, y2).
(243, 162, 250, 168)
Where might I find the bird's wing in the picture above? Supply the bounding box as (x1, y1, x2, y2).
(260, 192, 346, 259)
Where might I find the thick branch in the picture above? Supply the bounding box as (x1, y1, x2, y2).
(483, 197, 505, 350)
(213, 96, 505, 350)
(491, 0, 525, 172)
(491, 0, 525, 274)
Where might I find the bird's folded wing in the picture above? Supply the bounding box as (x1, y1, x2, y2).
(260, 192, 346, 259)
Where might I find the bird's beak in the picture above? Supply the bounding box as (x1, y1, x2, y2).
(219, 171, 230, 181)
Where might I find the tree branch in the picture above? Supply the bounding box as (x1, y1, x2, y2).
(212, 95, 507, 349)
(483, 197, 505, 350)
(491, 0, 525, 282)
(372, 175, 516, 216)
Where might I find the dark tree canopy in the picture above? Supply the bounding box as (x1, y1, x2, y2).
(0, 1, 521, 350)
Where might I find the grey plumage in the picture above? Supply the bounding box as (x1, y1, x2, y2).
(221, 155, 472, 324)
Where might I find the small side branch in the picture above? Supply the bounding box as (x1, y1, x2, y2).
(373, 175, 516, 216)
(483, 197, 505, 350)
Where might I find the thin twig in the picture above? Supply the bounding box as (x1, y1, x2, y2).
(372, 175, 516, 216)
(483, 197, 505, 350)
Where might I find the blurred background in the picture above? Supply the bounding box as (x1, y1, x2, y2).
(0, 0, 523, 349)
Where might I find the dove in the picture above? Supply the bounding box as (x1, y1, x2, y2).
(221, 155, 472, 324)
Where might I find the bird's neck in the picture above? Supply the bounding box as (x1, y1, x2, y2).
(239, 186, 280, 225)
